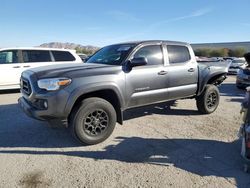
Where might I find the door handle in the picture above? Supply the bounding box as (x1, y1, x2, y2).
(158, 70, 168, 75)
(23, 65, 30, 68)
(188, 68, 195, 72)
(13, 66, 21, 68)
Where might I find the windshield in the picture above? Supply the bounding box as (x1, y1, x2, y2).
(86, 44, 135, 65)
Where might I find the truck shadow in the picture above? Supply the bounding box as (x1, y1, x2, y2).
(0, 136, 249, 187)
(0, 101, 201, 148)
(0, 89, 20, 94)
(124, 101, 200, 121)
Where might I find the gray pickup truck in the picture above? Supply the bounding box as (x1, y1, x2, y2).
(19, 40, 228, 145)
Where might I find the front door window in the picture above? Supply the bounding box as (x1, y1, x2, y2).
(0, 50, 18, 64)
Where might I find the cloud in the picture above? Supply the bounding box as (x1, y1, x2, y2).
(190, 8, 213, 17)
(99, 8, 213, 45)
(99, 32, 145, 46)
(106, 10, 141, 22)
(150, 8, 213, 29)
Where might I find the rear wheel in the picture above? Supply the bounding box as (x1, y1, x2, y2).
(70, 97, 117, 145)
(196, 84, 220, 114)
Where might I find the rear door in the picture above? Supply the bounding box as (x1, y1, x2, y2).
(0, 50, 23, 89)
(21, 50, 53, 70)
(165, 44, 198, 100)
(21, 50, 78, 70)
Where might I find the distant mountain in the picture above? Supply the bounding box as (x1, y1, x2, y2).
(39, 42, 99, 54)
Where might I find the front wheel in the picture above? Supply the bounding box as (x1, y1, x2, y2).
(196, 84, 220, 114)
(70, 97, 117, 145)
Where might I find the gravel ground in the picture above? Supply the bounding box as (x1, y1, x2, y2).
(0, 75, 249, 188)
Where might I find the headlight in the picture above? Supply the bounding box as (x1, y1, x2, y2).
(37, 78, 71, 91)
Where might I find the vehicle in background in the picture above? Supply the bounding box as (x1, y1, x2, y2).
(236, 53, 250, 89)
(214, 57, 225, 62)
(77, 53, 88, 62)
(223, 57, 235, 62)
(196, 57, 226, 63)
(236, 68, 250, 89)
(0, 47, 82, 90)
(228, 59, 247, 74)
(196, 57, 216, 62)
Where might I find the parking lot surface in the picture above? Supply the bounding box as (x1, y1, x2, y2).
(0, 76, 249, 188)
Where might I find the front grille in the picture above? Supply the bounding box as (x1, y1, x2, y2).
(21, 78, 32, 96)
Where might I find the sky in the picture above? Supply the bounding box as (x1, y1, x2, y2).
(0, 0, 249, 47)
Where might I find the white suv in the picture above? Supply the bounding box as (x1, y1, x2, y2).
(0, 47, 82, 90)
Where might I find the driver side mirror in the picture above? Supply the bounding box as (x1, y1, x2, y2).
(130, 57, 148, 67)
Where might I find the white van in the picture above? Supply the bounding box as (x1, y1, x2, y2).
(0, 47, 82, 90)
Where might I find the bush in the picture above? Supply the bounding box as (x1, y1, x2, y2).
(75, 47, 96, 55)
(194, 47, 246, 57)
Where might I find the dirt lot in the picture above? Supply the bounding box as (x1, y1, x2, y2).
(0, 76, 249, 188)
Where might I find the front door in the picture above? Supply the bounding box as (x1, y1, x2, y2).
(0, 50, 23, 89)
(125, 44, 168, 108)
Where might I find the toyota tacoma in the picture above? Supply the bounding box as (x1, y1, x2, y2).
(18, 40, 229, 145)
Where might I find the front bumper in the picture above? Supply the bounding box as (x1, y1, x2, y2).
(19, 70, 71, 121)
(18, 97, 44, 120)
(18, 89, 70, 121)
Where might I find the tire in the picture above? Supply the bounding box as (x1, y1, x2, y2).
(196, 84, 220, 114)
(70, 97, 117, 145)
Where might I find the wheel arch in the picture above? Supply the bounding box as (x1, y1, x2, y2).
(66, 86, 124, 125)
(197, 72, 227, 96)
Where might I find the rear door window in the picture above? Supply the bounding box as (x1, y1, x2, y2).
(52, 51, 75, 61)
(167, 45, 191, 64)
(0, 50, 18, 64)
(22, 50, 52, 63)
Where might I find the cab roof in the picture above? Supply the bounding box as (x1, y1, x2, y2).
(114, 40, 189, 46)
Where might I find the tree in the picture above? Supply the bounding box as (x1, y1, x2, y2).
(75, 47, 83, 54)
(75, 47, 96, 55)
(220, 48, 230, 57)
(195, 47, 246, 57)
(228, 47, 246, 57)
(194, 48, 211, 57)
(210, 49, 222, 57)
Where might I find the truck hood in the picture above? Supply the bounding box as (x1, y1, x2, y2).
(28, 63, 118, 78)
